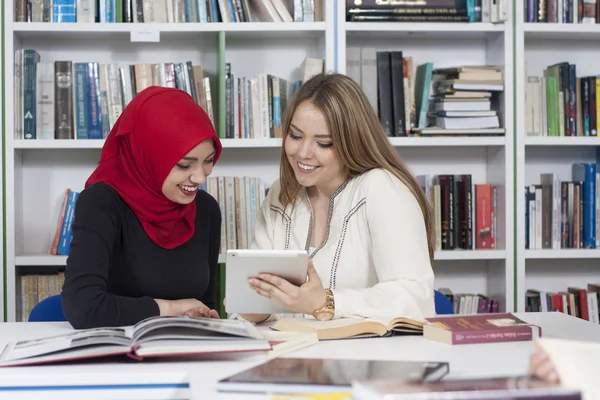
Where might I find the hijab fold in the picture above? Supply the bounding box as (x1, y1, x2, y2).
(86, 86, 222, 249)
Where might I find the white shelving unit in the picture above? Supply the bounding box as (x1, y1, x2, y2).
(336, 2, 515, 312)
(2, 0, 515, 321)
(515, 11, 600, 312)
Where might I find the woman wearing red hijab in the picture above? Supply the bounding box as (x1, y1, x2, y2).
(61, 86, 223, 329)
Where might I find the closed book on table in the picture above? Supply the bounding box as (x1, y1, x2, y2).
(423, 312, 542, 345)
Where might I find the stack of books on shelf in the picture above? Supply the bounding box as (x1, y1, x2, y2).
(525, 62, 600, 137)
(223, 58, 323, 139)
(16, 272, 65, 322)
(525, 285, 600, 324)
(345, 0, 508, 23)
(524, 0, 599, 23)
(14, 49, 214, 140)
(346, 48, 506, 138)
(417, 174, 497, 251)
(15, 0, 321, 23)
(202, 176, 267, 254)
(525, 155, 599, 250)
(427, 65, 503, 131)
(437, 288, 501, 314)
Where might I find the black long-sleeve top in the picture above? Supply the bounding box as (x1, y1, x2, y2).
(61, 182, 221, 329)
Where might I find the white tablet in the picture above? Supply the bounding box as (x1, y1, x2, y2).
(224, 249, 309, 315)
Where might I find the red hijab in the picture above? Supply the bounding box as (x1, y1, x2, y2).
(86, 86, 222, 249)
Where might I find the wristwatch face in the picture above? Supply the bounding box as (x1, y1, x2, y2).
(315, 311, 333, 321)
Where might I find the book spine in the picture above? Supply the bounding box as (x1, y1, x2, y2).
(87, 62, 103, 140)
(22, 49, 39, 140)
(450, 325, 541, 345)
(377, 51, 393, 136)
(54, 61, 74, 140)
(74, 63, 89, 140)
(390, 51, 406, 137)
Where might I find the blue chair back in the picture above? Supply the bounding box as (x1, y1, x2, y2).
(434, 290, 454, 315)
(28, 294, 67, 322)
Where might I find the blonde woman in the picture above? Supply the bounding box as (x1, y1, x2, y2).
(240, 73, 436, 323)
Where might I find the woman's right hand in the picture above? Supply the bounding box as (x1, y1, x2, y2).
(529, 349, 560, 383)
(155, 298, 209, 317)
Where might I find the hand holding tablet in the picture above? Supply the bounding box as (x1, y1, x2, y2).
(225, 249, 312, 315)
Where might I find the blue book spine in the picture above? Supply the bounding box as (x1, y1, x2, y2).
(466, 0, 475, 21)
(74, 63, 89, 140)
(101, 0, 116, 22)
(87, 63, 103, 139)
(22, 49, 40, 139)
(57, 191, 78, 255)
(572, 163, 596, 248)
(273, 77, 281, 130)
(210, 0, 221, 22)
(525, 187, 529, 249)
(53, 0, 76, 22)
(197, 0, 208, 22)
(227, 0, 237, 21)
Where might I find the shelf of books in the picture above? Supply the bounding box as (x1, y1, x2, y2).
(340, 0, 512, 315)
(516, 3, 600, 320)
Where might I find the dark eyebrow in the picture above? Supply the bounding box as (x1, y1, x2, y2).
(181, 151, 216, 162)
(290, 123, 331, 139)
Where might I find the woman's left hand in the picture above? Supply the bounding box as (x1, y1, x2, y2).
(248, 259, 326, 315)
(184, 308, 221, 319)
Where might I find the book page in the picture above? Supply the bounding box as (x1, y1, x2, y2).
(273, 316, 406, 330)
(0, 328, 130, 362)
(131, 316, 265, 344)
(535, 337, 600, 399)
(273, 317, 369, 331)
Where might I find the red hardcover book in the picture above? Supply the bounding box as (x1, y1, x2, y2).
(423, 313, 541, 345)
(475, 184, 493, 249)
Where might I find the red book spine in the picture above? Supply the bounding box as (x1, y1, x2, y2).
(475, 184, 493, 249)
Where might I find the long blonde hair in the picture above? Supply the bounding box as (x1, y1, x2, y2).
(278, 73, 435, 263)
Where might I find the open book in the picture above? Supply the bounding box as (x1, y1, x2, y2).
(0, 316, 272, 367)
(270, 316, 424, 340)
(534, 337, 600, 400)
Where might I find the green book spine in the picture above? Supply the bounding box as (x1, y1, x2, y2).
(115, 0, 123, 22)
(545, 76, 558, 137)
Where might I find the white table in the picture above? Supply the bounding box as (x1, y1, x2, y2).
(0, 312, 598, 400)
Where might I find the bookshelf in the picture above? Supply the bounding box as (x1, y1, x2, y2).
(2, 0, 516, 321)
(3, 0, 336, 322)
(515, 8, 600, 313)
(337, 2, 515, 313)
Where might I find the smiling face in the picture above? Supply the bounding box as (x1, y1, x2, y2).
(284, 101, 346, 197)
(161, 140, 216, 204)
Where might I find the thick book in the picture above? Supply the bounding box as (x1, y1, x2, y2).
(424, 313, 542, 345)
(218, 358, 449, 395)
(352, 375, 582, 400)
(0, 316, 272, 367)
(270, 316, 424, 340)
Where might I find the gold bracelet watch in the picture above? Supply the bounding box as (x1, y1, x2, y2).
(313, 289, 335, 321)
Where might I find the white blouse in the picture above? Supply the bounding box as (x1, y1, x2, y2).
(250, 168, 436, 322)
